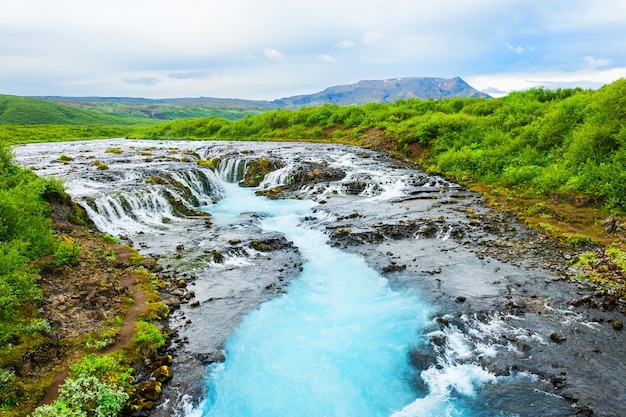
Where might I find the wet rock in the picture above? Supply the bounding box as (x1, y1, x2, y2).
(455, 296, 467, 303)
(250, 237, 292, 252)
(383, 263, 406, 273)
(571, 298, 584, 307)
(197, 351, 226, 364)
(409, 350, 437, 370)
(550, 332, 567, 343)
(612, 321, 623, 330)
(240, 158, 283, 187)
(287, 161, 346, 186)
(211, 249, 224, 263)
(342, 181, 367, 195)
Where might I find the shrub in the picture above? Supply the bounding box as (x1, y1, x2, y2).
(54, 239, 81, 267)
(131, 321, 165, 359)
(70, 354, 133, 388)
(31, 375, 129, 417)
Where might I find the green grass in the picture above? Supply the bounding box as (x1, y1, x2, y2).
(0, 94, 141, 125)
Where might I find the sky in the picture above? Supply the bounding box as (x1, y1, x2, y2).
(1, 0, 625, 100)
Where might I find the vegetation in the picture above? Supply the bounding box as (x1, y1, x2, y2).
(0, 95, 141, 126)
(130, 79, 626, 214)
(0, 124, 137, 145)
(0, 146, 56, 339)
(49, 100, 268, 121)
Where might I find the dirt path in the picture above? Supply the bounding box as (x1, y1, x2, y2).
(38, 269, 149, 406)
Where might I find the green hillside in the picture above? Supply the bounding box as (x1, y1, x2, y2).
(0, 94, 141, 125)
(130, 78, 626, 212)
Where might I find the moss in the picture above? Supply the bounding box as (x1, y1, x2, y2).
(197, 159, 217, 170)
(255, 186, 283, 199)
(240, 158, 283, 187)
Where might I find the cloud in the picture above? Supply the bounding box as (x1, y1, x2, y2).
(318, 55, 339, 63)
(506, 44, 525, 54)
(264, 48, 285, 61)
(362, 31, 387, 45)
(167, 71, 209, 80)
(584, 56, 611, 69)
(336, 40, 356, 49)
(0, 0, 625, 99)
(123, 77, 161, 86)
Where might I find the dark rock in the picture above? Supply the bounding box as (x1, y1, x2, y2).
(211, 249, 224, 263)
(409, 350, 437, 370)
(550, 332, 567, 343)
(286, 161, 346, 186)
(250, 237, 292, 252)
(612, 321, 623, 330)
(571, 298, 584, 307)
(383, 263, 406, 273)
(455, 296, 467, 303)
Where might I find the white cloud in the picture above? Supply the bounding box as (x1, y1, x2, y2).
(336, 40, 356, 49)
(466, 65, 626, 97)
(318, 55, 339, 63)
(362, 31, 387, 46)
(123, 77, 161, 86)
(506, 44, 525, 54)
(264, 48, 285, 61)
(584, 56, 611, 69)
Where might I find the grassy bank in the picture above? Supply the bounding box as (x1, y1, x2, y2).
(0, 144, 170, 416)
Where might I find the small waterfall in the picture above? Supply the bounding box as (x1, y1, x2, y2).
(77, 166, 224, 236)
(81, 188, 176, 236)
(218, 158, 247, 182)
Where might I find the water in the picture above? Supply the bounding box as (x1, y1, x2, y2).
(192, 179, 476, 417)
(17, 140, 618, 417)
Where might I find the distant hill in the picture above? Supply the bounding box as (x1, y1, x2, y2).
(0, 94, 139, 125)
(24, 76, 489, 122)
(272, 77, 490, 108)
(32, 96, 276, 121)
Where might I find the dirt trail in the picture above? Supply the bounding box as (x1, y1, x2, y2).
(38, 269, 149, 406)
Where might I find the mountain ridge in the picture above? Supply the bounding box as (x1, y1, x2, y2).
(31, 76, 488, 111)
(273, 77, 490, 108)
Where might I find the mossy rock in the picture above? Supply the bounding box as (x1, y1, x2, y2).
(152, 365, 174, 383)
(256, 186, 283, 199)
(240, 158, 283, 187)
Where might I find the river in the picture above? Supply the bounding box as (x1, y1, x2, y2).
(15, 139, 626, 417)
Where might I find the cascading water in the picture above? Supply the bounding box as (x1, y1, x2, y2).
(195, 181, 436, 416)
(15, 139, 625, 417)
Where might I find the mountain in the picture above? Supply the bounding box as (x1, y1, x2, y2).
(272, 77, 490, 108)
(23, 76, 489, 123)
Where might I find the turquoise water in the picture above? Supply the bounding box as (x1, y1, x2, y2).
(195, 182, 479, 417)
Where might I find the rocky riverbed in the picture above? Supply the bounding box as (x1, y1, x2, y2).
(15, 139, 626, 417)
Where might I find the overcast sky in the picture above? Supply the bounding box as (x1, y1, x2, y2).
(1, 0, 625, 99)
